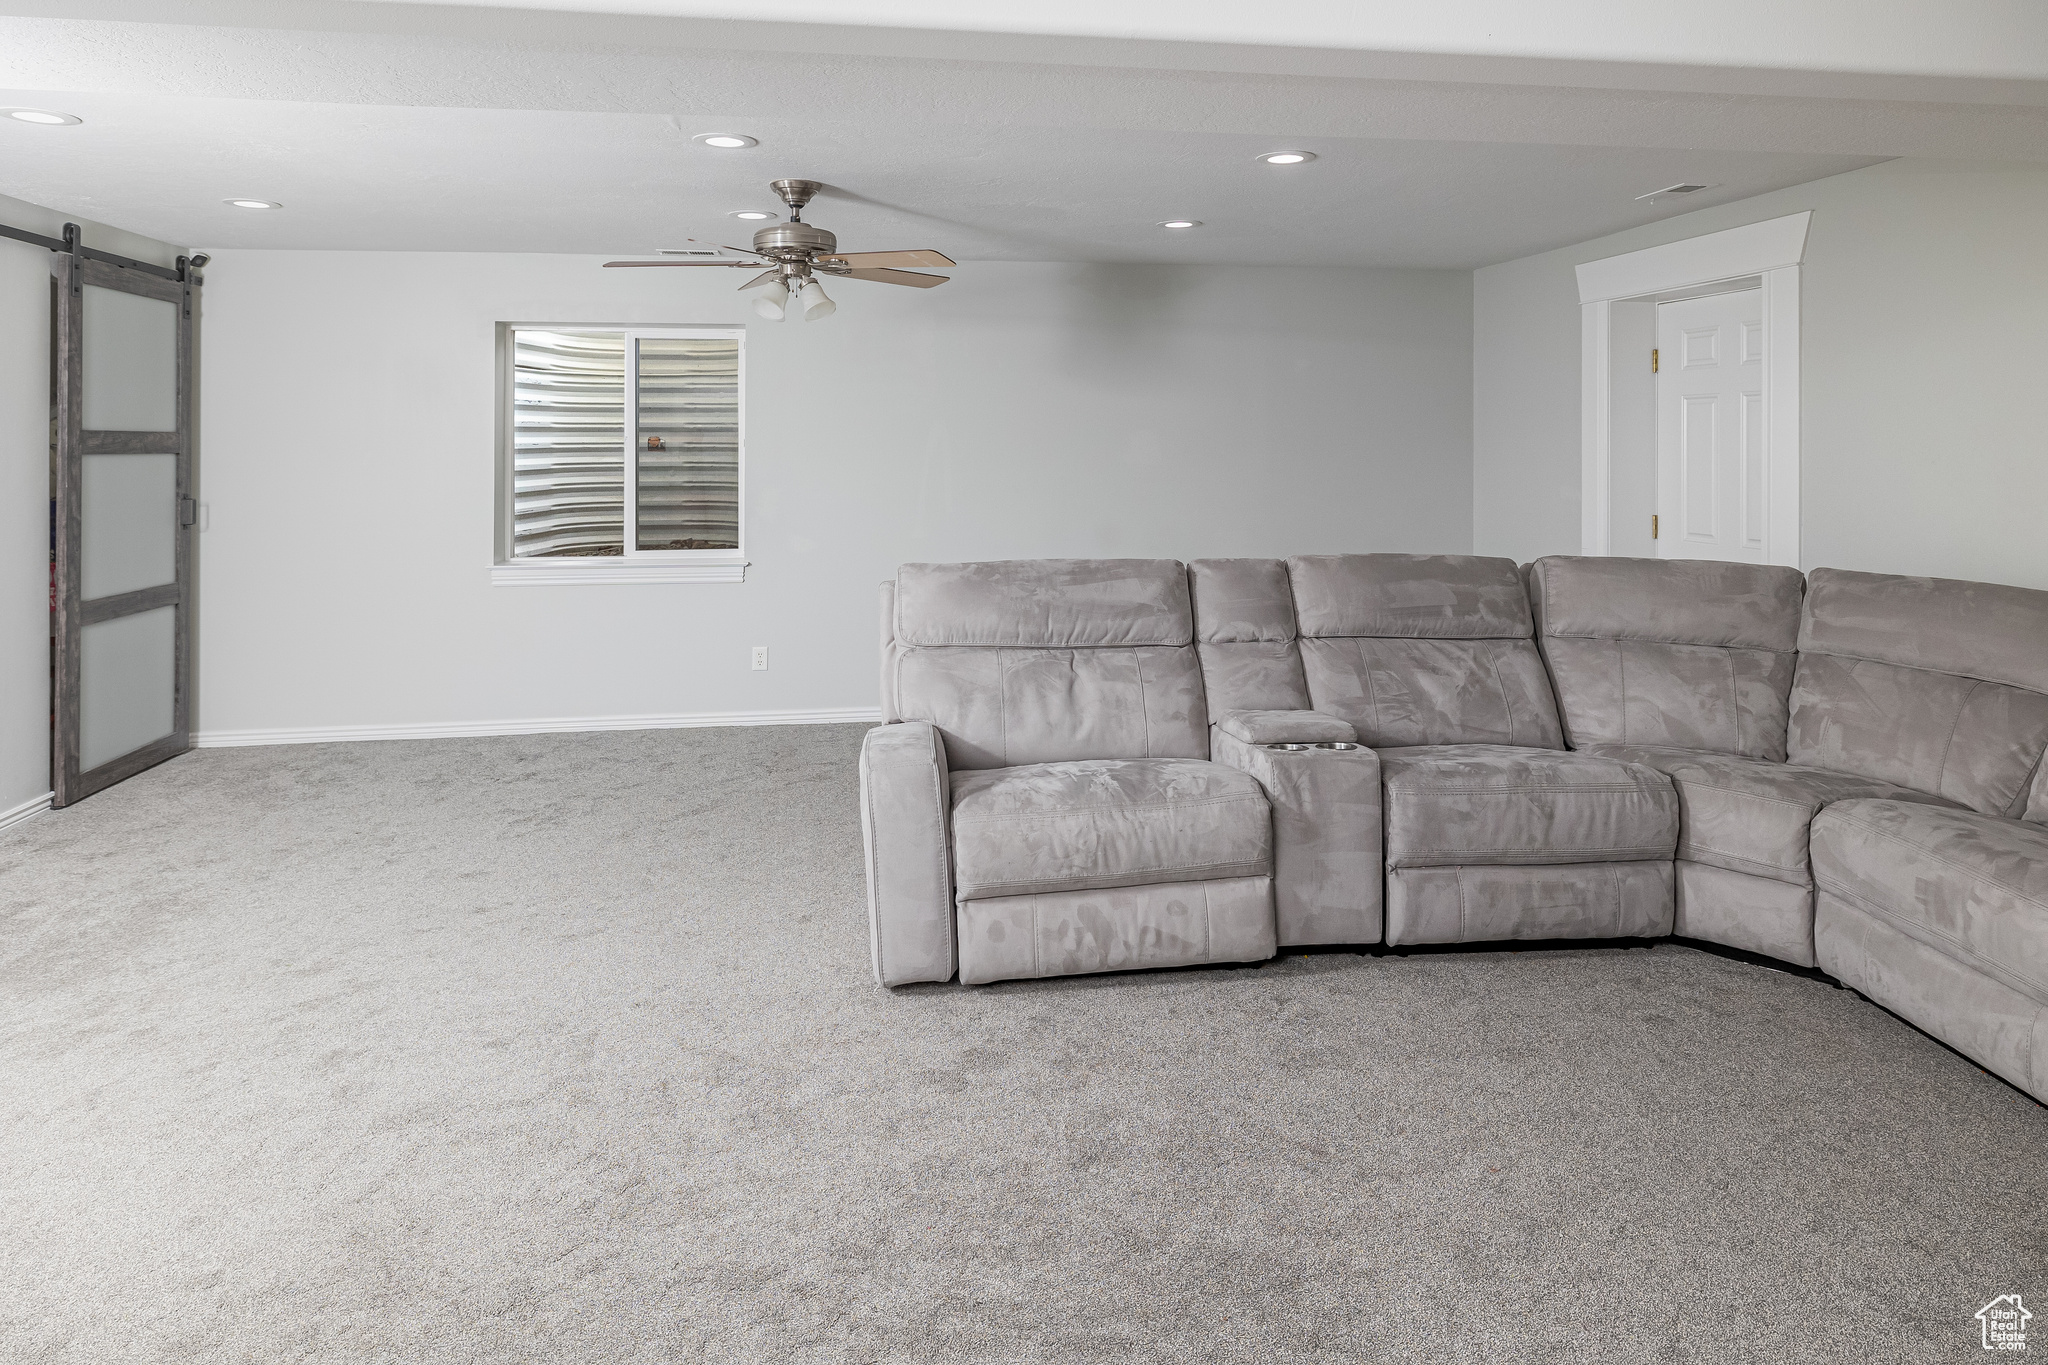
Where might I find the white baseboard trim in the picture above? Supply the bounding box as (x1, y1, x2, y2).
(195, 706, 885, 749)
(0, 790, 53, 833)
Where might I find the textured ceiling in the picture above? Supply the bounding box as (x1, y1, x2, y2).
(104, 0, 2048, 83)
(0, 2, 2042, 266)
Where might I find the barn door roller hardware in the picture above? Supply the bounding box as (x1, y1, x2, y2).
(0, 219, 197, 282)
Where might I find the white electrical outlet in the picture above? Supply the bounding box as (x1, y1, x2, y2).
(751, 646, 769, 671)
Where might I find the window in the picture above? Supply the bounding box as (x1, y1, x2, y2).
(493, 326, 745, 583)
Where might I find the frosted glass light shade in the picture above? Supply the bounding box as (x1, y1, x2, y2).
(797, 279, 835, 322)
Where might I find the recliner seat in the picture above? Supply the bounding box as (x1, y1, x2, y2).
(865, 558, 1277, 987)
(1799, 569, 2048, 1100)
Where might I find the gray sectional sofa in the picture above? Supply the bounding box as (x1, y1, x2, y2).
(861, 554, 2048, 1104)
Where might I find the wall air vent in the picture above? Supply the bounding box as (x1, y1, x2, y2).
(1635, 183, 1714, 202)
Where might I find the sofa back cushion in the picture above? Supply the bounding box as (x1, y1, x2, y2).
(1529, 556, 1804, 760)
(883, 559, 1209, 770)
(1288, 554, 1564, 749)
(1791, 568, 2048, 816)
(1187, 558, 1311, 715)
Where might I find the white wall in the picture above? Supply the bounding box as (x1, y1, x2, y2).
(0, 193, 181, 821)
(1473, 158, 2048, 588)
(195, 253, 1471, 737)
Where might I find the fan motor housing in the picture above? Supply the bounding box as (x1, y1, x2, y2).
(753, 221, 837, 256)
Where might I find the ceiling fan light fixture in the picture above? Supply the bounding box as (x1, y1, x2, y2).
(1255, 151, 1316, 165)
(6, 108, 82, 125)
(1158, 220, 1202, 230)
(693, 133, 758, 149)
(752, 280, 790, 320)
(226, 199, 282, 209)
(796, 278, 835, 321)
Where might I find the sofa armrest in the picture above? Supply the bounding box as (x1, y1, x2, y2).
(859, 721, 956, 986)
(1211, 728, 1382, 946)
(1215, 709, 1357, 746)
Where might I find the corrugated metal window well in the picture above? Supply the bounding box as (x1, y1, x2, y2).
(509, 328, 742, 559)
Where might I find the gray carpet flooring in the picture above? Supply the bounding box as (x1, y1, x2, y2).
(1, 725, 2043, 1364)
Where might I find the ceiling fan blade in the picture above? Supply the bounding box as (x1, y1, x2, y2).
(686, 237, 770, 258)
(736, 270, 781, 291)
(825, 267, 951, 288)
(818, 249, 956, 269)
(603, 260, 758, 268)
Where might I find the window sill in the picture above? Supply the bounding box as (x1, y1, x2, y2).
(491, 559, 748, 586)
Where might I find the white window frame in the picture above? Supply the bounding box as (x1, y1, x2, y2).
(492, 323, 748, 585)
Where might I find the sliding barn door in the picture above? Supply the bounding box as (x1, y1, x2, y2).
(52, 240, 198, 806)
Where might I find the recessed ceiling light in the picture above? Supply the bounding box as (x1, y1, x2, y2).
(729, 210, 777, 220)
(1159, 220, 1202, 229)
(225, 199, 281, 210)
(6, 108, 82, 126)
(693, 133, 758, 149)
(1255, 151, 1316, 165)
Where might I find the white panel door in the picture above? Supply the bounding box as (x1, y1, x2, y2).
(1656, 288, 1765, 562)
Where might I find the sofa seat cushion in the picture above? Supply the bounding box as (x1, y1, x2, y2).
(1588, 746, 1957, 887)
(1380, 745, 1677, 870)
(1812, 799, 2048, 1008)
(949, 758, 1270, 902)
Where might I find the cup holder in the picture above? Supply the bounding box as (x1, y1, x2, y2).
(1263, 741, 1363, 752)
(1313, 742, 1362, 751)
(1265, 742, 1312, 752)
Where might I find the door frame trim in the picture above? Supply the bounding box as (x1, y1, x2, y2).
(1576, 211, 1809, 568)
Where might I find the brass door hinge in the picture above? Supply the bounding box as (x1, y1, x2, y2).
(1652, 514, 1660, 539)
(1651, 348, 1660, 373)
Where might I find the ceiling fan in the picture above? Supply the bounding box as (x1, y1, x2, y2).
(604, 178, 955, 321)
